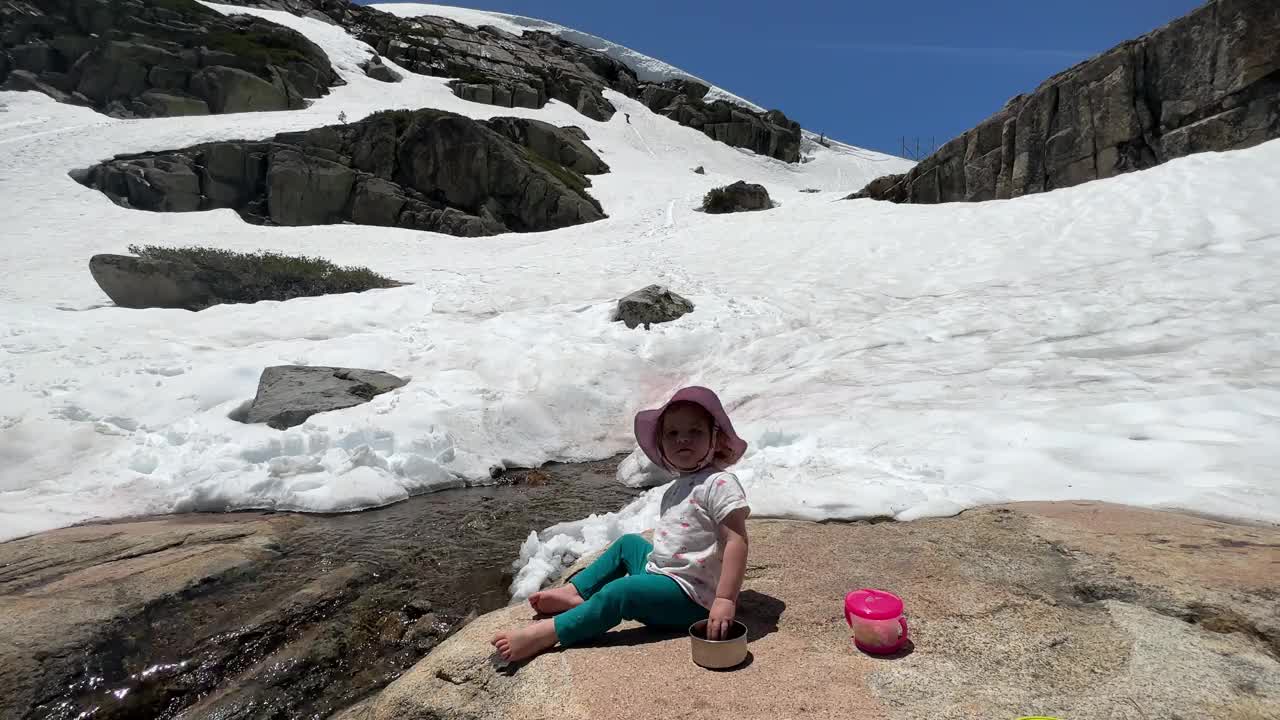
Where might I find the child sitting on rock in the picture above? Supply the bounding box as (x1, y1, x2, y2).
(492, 386, 751, 662)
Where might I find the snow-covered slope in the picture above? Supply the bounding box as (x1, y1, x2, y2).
(1, 0, 1278, 588)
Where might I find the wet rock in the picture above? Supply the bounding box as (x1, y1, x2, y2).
(702, 180, 773, 213)
(338, 503, 1280, 720)
(613, 284, 694, 330)
(0, 514, 301, 719)
(240, 365, 408, 430)
(0, 454, 639, 720)
(850, 0, 1280, 203)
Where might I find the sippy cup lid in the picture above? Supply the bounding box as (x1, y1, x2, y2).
(845, 589, 903, 620)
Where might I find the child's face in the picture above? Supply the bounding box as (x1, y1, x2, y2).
(660, 403, 713, 471)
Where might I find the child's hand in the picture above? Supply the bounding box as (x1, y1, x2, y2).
(708, 597, 736, 639)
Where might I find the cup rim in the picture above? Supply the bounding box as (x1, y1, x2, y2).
(688, 619, 748, 643)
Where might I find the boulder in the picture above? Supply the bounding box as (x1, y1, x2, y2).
(75, 109, 607, 237)
(452, 81, 494, 105)
(333, 503, 1280, 720)
(850, 0, 1280, 203)
(485, 116, 610, 175)
(613, 284, 694, 330)
(360, 55, 401, 83)
(702, 180, 772, 214)
(201, 141, 267, 207)
(394, 111, 605, 231)
(240, 365, 408, 429)
(139, 90, 209, 116)
(350, 176, 407, 227)
(191, 65, 290, 114)
(87, 156, 203, 212)
(511, 82, 541, 109)
(266, 149, 356, 225)
(1, 69, 75, 103)
(9, 43, 56, 74)
(89, 253, 219, 310)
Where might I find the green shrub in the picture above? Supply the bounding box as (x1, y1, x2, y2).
(517, 145, 597, 208)
(701, 186, 739, 213)
(205, 29, 312, 68)
(128, 244, 400, 305)
(701, 182, 770, 214)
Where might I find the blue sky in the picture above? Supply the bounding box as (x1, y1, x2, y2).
(366, 1, 1204, 156)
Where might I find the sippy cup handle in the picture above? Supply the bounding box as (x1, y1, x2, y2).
(898, 616, 910, 643)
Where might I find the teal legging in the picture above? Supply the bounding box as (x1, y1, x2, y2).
(553, 534, 708, 647)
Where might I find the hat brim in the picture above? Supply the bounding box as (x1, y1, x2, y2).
(634, 387, 747, 472)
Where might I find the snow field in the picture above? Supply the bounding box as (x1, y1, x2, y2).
(0, 2, 1276, 606)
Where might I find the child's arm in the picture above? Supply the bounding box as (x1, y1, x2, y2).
(709, 507, 750, 640)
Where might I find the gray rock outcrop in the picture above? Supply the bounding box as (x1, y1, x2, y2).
(639, 79, 802, 163)
(702, 180, 773, 213)
(613, 285, 694, 330)
(208, 0, 806, 162)
(486, 117, 610, 175)
(90, 253, 220, 309)
(239, 365, 408, 429)
(0, 0, 340, 118)
(89, 249, 401, 310)
(74, 109, 609, 237)
(850, 0, 1280, 203)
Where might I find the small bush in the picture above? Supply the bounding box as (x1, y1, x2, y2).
(516, 146, 598, 208)
(204, 29, 312, 68)
(701, 181, 772, 214)
(128, 244, 400, 305)
(702, 186, 734, 213)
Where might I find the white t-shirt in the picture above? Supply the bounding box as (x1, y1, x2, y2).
(645, 469, 750, 609)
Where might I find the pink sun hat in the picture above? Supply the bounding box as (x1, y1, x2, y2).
(634, 386, 748, 472)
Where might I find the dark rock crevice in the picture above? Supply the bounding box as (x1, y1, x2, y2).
(850, 0, 1280, 203)
(74, 109, 609, 237)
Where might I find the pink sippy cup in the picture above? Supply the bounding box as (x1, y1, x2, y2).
(845, 589, 910, 654)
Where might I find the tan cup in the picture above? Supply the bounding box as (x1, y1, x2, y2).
(688, 619, 749, 669)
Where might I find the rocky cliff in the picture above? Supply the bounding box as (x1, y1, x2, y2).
(74, 109, 609, 236)
(850, 0, 1280, 203)
(0, 0, 339, 117)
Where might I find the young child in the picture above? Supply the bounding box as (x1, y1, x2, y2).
(492, 386, 751, 662)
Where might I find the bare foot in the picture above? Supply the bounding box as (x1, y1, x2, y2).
(491, 619, 559, 662)
(528, 584, 583, 615)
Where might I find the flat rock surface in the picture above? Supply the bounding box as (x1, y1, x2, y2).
(339, 502, 1280, 720)
(0, 459, 637, 720)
